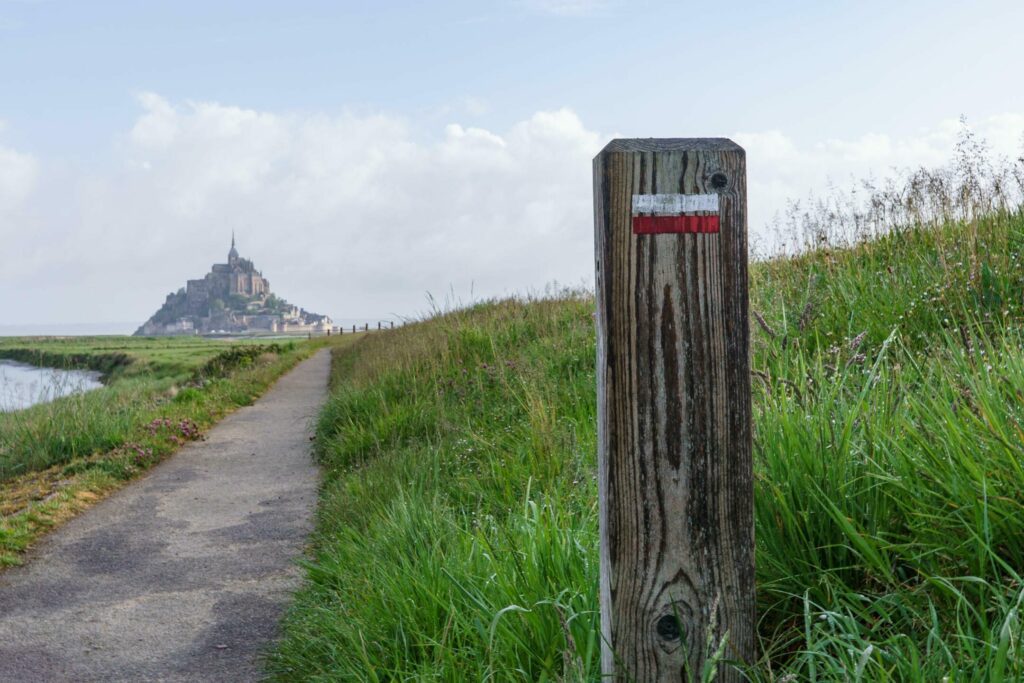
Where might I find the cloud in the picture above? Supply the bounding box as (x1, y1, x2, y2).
(1, 96, 605, 324)
(0, 126, 37, 214)
(429, 96, 491, 119)
(734, 114, 1024, 249)
(3, 96, 1024, 327)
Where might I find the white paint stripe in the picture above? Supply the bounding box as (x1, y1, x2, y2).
(632, 193, 720, 215)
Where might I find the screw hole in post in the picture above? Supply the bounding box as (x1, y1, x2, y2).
(655, 615, 682, 641)
(710, 172, 728, 190)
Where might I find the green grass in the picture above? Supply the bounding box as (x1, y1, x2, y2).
(267, 208, 1024, 680)
(0, 335, 281, 381)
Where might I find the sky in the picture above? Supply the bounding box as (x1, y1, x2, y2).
(2, 0, 1023, 332)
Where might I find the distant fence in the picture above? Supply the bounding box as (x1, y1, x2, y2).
(306, 320, 404, 338)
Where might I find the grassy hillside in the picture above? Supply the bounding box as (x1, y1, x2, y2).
(269, 209, 1023, 680)
(0, 335, 335, 565)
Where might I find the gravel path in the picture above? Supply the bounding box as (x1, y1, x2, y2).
(0, 349, 330, 682)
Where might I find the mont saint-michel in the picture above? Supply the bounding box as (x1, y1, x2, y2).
(134, 236, 333, 336)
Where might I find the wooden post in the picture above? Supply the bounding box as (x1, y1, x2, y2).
(364, 323, 368, 332)
(390, 321, 395, 329)
(352, 324, 356, 333)
(378, 321, 382, 330)
(593, 138, 753, 681)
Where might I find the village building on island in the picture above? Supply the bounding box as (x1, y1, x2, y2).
(134, 235, 333, 336)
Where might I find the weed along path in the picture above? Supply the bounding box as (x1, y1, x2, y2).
(0, 349, 331, 682)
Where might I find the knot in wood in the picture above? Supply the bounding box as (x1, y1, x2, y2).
(655, 614, 682, 642)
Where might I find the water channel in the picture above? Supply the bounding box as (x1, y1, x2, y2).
(0, 359, 104, 412)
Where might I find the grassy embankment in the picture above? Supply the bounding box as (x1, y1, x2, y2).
(0, 335, 340, 565)
(268, 205, 1024, 677)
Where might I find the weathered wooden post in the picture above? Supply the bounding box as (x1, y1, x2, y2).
(593, 138, 754, 681)
(390, 321, 395, 329)
(352, 324, 356, 333)
(364, 323, 369, 332)
(378, 321, 382, 330)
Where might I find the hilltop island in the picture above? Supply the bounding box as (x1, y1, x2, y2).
(134, 236, 333, 336)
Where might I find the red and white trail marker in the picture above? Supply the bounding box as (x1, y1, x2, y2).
(631, 193, 720, 234)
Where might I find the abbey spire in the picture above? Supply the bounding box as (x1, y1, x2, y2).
(228, 231, 239, 264)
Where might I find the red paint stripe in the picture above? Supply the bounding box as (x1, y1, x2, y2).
(632, 215, 720, 235)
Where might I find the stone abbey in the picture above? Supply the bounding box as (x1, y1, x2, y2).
(134, 236, 332, 336)
(184, 234, 270, 311)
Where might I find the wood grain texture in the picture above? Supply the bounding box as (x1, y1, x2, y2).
(594, 138, 754, 681)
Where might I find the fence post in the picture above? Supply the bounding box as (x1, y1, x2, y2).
(593, 138, 753, 681)
(352, 325, 356, 333)
(364, 323, 368, 332)
(378, 321, 382, 330)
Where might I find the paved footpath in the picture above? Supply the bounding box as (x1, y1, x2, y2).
(0, 349, 331, 682)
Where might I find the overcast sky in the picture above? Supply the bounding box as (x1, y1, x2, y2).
(2, 0, 1023, 332)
